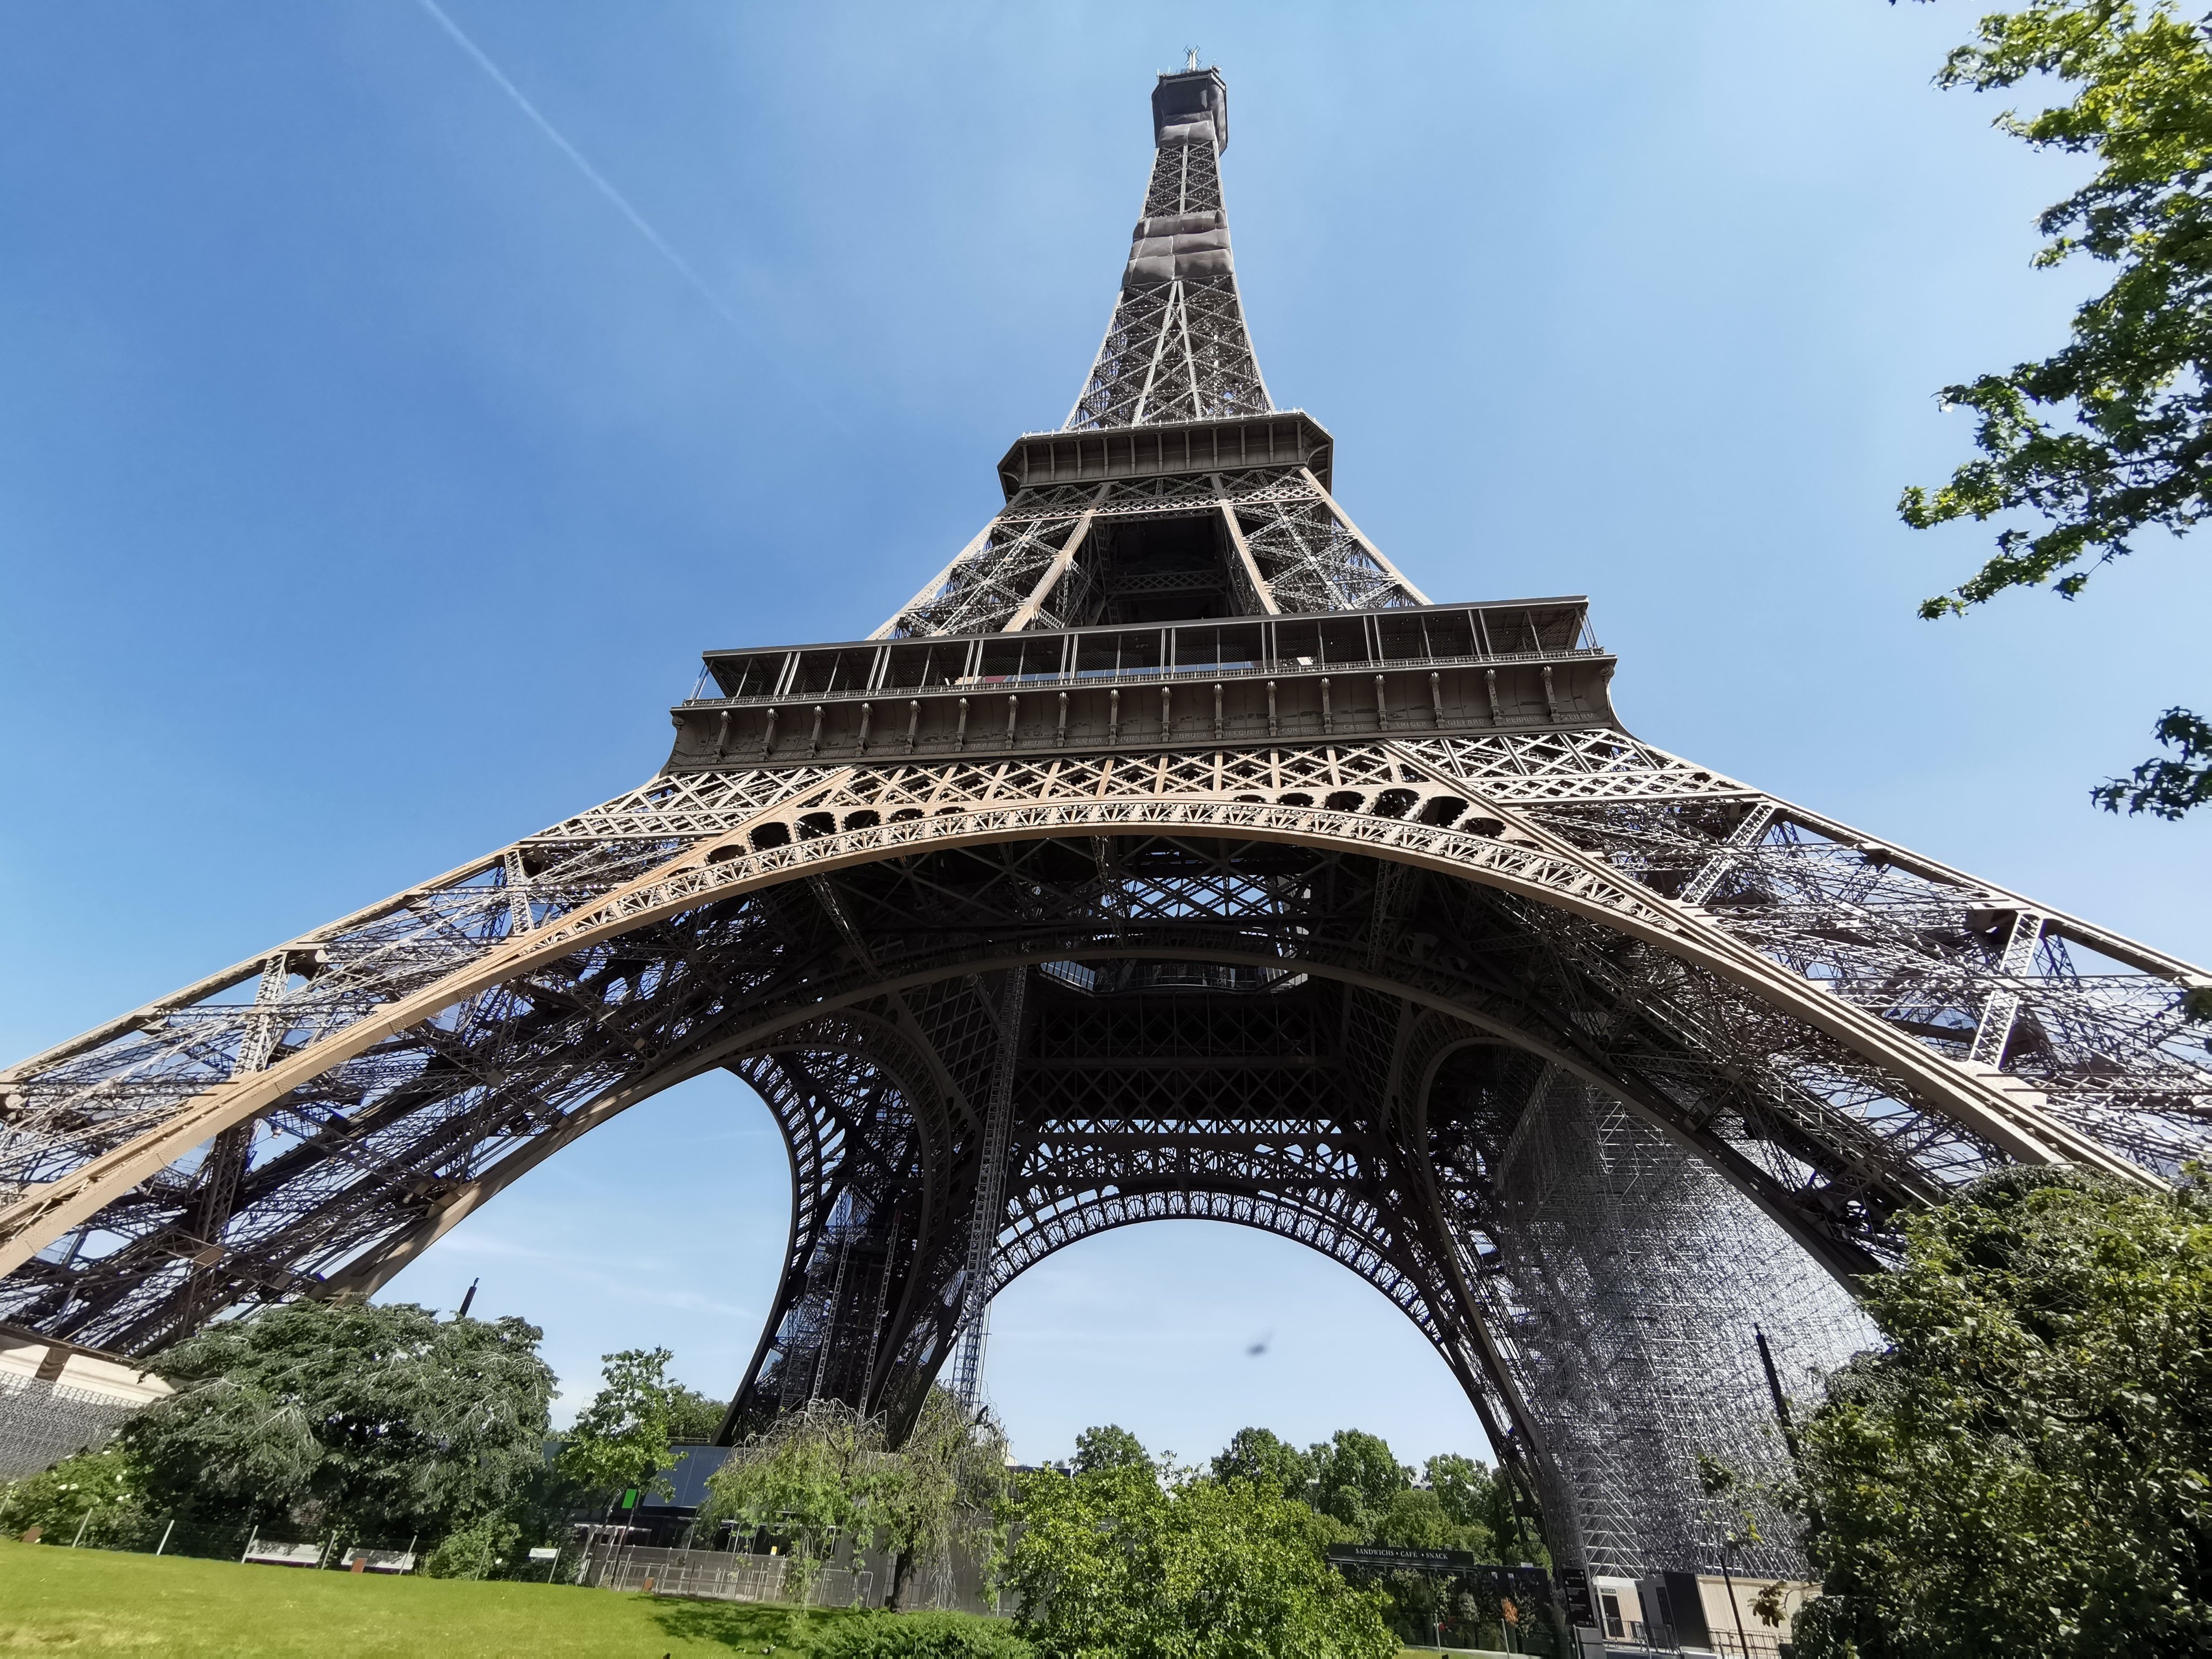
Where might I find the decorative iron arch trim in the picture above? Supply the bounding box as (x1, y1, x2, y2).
(971, 1170, 1564, 1542)
(0, 784, 2155, 1286)
(251, 930, 1885, 1317)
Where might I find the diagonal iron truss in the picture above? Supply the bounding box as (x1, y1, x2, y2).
(3, 63, 2207, 1587)
(873, 465, 1426, 639)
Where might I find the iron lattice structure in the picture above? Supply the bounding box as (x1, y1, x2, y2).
(2, 66, 2208, 1580)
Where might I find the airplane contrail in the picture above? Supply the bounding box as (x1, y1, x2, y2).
(414, 0, 751, 339)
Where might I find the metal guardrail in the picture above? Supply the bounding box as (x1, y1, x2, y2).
(683, 646, 1609, 710)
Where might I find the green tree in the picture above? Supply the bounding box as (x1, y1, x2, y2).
(702, 1390, 1008, 1610)
(1786, 1168, 2212, 1658)
(421, 1509, 525, 1579)
(120, 1300, 554, 1549)
(1198, 1429, 1525, 1648)
(1899, 0, 2212, 818)
(1210, 1426, 1313, 1496)
(1373, 1486, 1461, 1552)
(1428, 1452, 1547, 1572)
(999, 1461, 1393, 1659)
(1068, 1422, 1151, 1476)
(704, 1399, 882, 1599)
(1306, 1430, 1412, 1535)
(1422, 1453, 1518, 1551)
(869, 1390, 1010, 1610)
(667, 1382, 728, 1444)
(1365, 1487, 1500, 1647)
(555, 1346, 710, 1507)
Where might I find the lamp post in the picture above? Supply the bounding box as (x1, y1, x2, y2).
(1718, 1535, 1754, 1659)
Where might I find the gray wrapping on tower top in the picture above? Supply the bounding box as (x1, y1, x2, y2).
(1123, 67, 1235, 293)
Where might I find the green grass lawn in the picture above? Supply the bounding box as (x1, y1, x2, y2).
(0, 1539, 858, 1657)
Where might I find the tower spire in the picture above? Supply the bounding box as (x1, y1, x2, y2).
(1064, 66, 1271, 429)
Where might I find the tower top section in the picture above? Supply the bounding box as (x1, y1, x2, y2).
(866, 67, 1427, 640)
(1152, 65, 1228, 153)
(1065, 66, 1269, 429)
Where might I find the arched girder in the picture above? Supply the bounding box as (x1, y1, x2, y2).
(686, 928, 1952, 1282)
(1, 739, 2202, 1501)
(0, 914, 1906, 1361)
(989, 1182, 1442, 1347)
(4, 764, 2171, 1290)
(2, 919, 1890, 1476)
(970, 1181, 1552, 1517)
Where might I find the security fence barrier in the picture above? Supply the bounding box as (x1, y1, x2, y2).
(0, 1374, 135, 1482)
(581, 1540, 873, 1608)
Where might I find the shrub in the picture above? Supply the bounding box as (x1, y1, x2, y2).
(815, 1609, 1035, 1659)
(0, 1447, 150, 1547)
(421, 1510, 521, 1580)
(1002, 1459, 1395, 1659)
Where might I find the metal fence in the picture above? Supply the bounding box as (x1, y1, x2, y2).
(10, 1509, 866, 1603)
(1590, 1628, 1786, 1658)
(0, 1374, 136, 1481)
(1709, 1634, 1786, 1658)
(582, 1541, 872, 1608)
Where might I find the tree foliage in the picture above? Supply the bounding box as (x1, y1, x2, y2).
(555, 1346, 699, 1505)
(2094, 705, 2212, 819)
(1788, 1168, 2212, 1657)
(1004, 1424, 1521, 1654)
(118, 1300, 554, 1548)
(1304, 1430, 1412, 1536)
(817, 1609, 1036, 1659)
(705, 1399, 882, 1598)
(1069, 1423, 1151, 1475)
(872, 1391, 1010, 1609)
(666, 1382, 730, 1445)
(1210, 1427, 1312, 1495)
(1000, 1441, 1395, 1659)
(1339, 1453, 1526, 1647)
(1421, 1452, 1520, 1553)
(1899, 0, 2212, 815)
(1358, 1486, 1503, 1645)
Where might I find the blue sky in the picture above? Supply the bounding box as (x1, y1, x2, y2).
(4, 2, 2207, 1469)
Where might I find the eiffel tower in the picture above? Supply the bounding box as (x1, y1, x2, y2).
(2, 63, 2207, 1582)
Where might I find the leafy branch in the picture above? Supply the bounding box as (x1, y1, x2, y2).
(1899, 0, 2212, 813)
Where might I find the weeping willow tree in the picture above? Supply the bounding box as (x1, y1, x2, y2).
(703, 1388, 1008, 1610)
(881, 1389, 1013, 1610)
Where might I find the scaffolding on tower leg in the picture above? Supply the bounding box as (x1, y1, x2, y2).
(1473, 1068, 1876, 1579)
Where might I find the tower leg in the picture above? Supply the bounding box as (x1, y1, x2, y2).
(1488, 1070, 1873, 1578)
